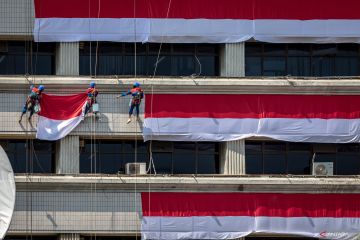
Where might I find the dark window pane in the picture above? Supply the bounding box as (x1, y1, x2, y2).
(123, 141, 147, 153)
(263, 57, 286, 76)
(264, 142, 286, 152)
(289, 143, 312, 151)
(245, 57, 262, 76)
(335, 57, 359, 76)
(198, 143, 216, 153)
(172, 56, 195, 76)
(152, 152, 172, 174)
(0, 42, 55, 75)
(97, 154, 120, 174)
(336, 154, 360, 175)
(287, 152, 311, 174)
(263, 154, 286, 174)
(288, 57, 311, 76)
(197, 56, 216, 76)
(246, 154, 263, 174)
(312, 57, 335, 76)
(246, 142, 262, 154)
(263, 44, 286, 56)
(152, 141, 172, 152)
(174, 142, 195, 153)
(197, 154, 217, 174)
(337, 44, 359, 56)
(245, 44, 262, 56)
(173, 153, 196, 174)
(100, 142, 121, 153)
(314, 153, 336, 163)
(288, 44, 311, 56)
(148, 55, 172, 76)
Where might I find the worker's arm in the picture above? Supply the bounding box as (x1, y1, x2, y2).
(116, 90, 131, 98)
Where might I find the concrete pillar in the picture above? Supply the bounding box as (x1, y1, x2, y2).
(220, 139, 245, 175)
(220, 43, 245, 77)
(58, 233, 80, 240)
(56, 42, 79, 75)
(56, 135, 79, 174)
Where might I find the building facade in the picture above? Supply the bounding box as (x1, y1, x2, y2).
(1, 0, 360, 240)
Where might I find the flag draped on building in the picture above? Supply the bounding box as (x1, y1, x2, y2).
(33, 0, 360, 43)
(143, 94, 360, 143)
(141, 192, 360, 240)
(36, 93, 88, 141)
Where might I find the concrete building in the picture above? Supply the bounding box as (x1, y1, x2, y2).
(1, 1, 360, 240)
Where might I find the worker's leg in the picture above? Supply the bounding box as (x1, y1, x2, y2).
(135, 104, 140, 120)
(127, 103, 135, 123)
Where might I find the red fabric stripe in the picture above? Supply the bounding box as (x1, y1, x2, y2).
(39, 93, 88, 120)
(145, 94, 360, 119)
(141, 192, 360, 218)
(34, 0, 360, 20)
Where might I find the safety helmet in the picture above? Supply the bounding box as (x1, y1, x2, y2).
(133, 82, 140, 88)
(90, 82, 96, 88)
(38, 85, 45, 91)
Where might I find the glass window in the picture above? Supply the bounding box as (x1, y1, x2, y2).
(0, 41, 55, 75)
(245, 43, 360, 77)
(80, 42, 219, 76)
(245, 141, 360, 175)
(80, 140, 148, 174)
(0, 140, 54, 173)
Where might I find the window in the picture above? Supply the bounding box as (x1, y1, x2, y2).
(79, 140, 219, 174)
(0, 140, 55, 173)
(0, 41, 55, 75)
(80, 140, 148, 174)
(79, 42, 219, 76)
(151, 141, 219, 174)
(5, 237, 57, 240)
(245, 141, 360, 175)
(245, 43, 360, 77)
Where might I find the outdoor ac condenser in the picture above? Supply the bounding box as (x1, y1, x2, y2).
(125, 162, 147, 175)
(312, 162, 334, 176)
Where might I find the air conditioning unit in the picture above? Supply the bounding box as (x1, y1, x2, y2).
(312, 162, 334, 176)
(125, 162, 147, 175)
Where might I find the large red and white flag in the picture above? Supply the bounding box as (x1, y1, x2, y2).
(36, 93, 88, 141)
(141, 192, 360, 239)
(33, 0, 360, 43)
(143, 94, 360, 143)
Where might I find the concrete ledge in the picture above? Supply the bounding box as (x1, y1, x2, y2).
(14, 175, 360, 193)
(2, 76, 360, 94)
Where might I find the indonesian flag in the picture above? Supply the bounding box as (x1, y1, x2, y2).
(143, 94, 360, 143)
(36, 93, 88, 141)
(33, 0, 360, 43)
(141, 192, 360, 239)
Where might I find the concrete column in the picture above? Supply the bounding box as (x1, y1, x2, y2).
(56, 135, 79, 174)
(56, 42, 79, 75)
(58, 233, 80, 240)
(220, 139, 245, 175)
(220, 43, 245, 77)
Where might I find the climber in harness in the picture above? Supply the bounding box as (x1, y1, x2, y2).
(19, 85, 44, 122)
(85, 81, 99, 116)
(117, 82, 144, 124)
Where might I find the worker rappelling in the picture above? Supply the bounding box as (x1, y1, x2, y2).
(117, 82, 144, 124)
(19, 84, 45, 122)
(85, 81, 99, 116)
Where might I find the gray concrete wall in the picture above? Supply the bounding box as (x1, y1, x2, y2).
(0, 0, 34, 38)
(56, 136, 80, 174)
(9, 190, 141, 234)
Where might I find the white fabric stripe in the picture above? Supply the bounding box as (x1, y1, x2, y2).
(143, 118, 360, 143)
(141, 216, 360, 240)
(36, 115, 84, 141)
(34, 18, 360, 43)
